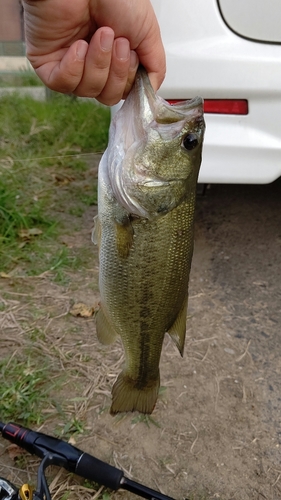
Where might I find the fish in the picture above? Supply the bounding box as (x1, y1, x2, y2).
(93, 67, 205, 415)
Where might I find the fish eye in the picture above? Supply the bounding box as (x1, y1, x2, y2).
(182, 133, 199, 151)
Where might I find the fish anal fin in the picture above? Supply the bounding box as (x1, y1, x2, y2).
(92, 214, 101, 247)
(167, 297, 188, 356)
(115, 218, 134, 258)
(96, 306, 118, 345)
(110, 372, 160, 415)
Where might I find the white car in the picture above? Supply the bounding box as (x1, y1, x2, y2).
(154, 0, 281, 184)
(114, 0, 281, 184)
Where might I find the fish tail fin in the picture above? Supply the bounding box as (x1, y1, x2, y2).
(96, 306, 118, 345)
(110, 372, 160, 415)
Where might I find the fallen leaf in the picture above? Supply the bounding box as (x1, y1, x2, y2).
(69, 302, 96, 317)
(7, 444, 27, 460)
(18, 228, 43, 239)
(52, 173, 75, 185)
(68, 436, 77, 446)
(0, 272, 11, 278)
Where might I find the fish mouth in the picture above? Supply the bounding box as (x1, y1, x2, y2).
(124, 66, 204, 128)
(112, 67, 204, 149)
(136, 67, 203, 124)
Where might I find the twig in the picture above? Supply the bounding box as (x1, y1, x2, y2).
(236, 340, 251, 362)
(190, 423, 199, 454)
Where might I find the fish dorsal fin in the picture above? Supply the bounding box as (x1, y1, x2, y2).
(167, 296, 188, 356)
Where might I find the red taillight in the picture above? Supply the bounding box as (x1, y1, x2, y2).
(204, 99, 248, 114)
(167, 99, 248, 115)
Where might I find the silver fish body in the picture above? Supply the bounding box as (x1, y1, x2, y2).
(94, 68, 205, 414)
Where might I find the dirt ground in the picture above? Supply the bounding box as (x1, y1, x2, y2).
(1, 178, 281, 500)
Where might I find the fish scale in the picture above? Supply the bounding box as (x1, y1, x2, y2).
(93, 68, 205, 414)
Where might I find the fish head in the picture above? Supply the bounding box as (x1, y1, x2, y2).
(107, 67, 205, 218)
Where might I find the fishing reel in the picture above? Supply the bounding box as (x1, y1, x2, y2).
(0, 479, 35, 500)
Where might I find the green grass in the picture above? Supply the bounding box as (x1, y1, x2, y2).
(131, 414, 161, 428)
(0, 93, 108, 155)
(0, 93, 109, 274)
(0, 69, 44, 87)
(0, 182, 56, 242)
(0, 353, 55, 425)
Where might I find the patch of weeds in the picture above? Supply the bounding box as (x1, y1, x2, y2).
(0, 181, 58, 272)
(14, 454, 29, 470)
(49, 248, 77, 272)
(97, 406, 110, 416)
(0, 183, 56, 241)
(69, 326, 80, 334)
(88, 282, 100, 292)
(79, 192, 98, 206)
(187, 491, 212, 500)
(57, 418, 85, 439)
(0, 70, 44, 87)
(66, 158, 89, 172)
(0, 354, 55, 425)
(158, 386, 167, 398)
(0, 94, 109, 274)
(12, 245, 85, 280)
(81, 355, 92, 363)
(68, 206, 85, 217)
(0, 94, 110, 156)
(79, 484, 110, 500)
(28, 327, 46, 342)
(131, 414, 161, 428)
(101, 491, 111, 500)
(19, 69, 44, 87)
(158, 385, 168, 404)
(48, 248, 86, 283)
(82, 480, 98, 490)
(52, 269, 71, 286)
(59, 492, 71, 500)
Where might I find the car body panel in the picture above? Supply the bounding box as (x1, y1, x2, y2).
(218, 0, 281, 43)
(149, 0, 281, 184)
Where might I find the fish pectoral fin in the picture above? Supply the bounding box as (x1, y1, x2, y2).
(92, 214, 101, 247)
(110, 372, 160, 415)
(167, 297, 188, 356)
(96, 306, 118, 345)
(115, 217, 134, 258)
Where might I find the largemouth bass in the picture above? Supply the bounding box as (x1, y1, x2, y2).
(93, 68, 205, 415)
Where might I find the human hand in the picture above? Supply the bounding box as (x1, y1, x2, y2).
(22, 0, 166, 105)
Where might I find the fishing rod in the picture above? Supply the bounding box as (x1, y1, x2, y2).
(0, 421, 177, 500)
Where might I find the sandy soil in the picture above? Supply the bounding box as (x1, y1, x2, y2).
(1, 179, 281, 500)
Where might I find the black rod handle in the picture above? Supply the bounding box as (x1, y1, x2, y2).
(76, 452, 124, 490)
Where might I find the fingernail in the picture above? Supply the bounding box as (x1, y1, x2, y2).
(115, 38, 130, 61)
(100, 30, 114, 52)
(129, 50, 138, 70)
(76, 40, 88, 60)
